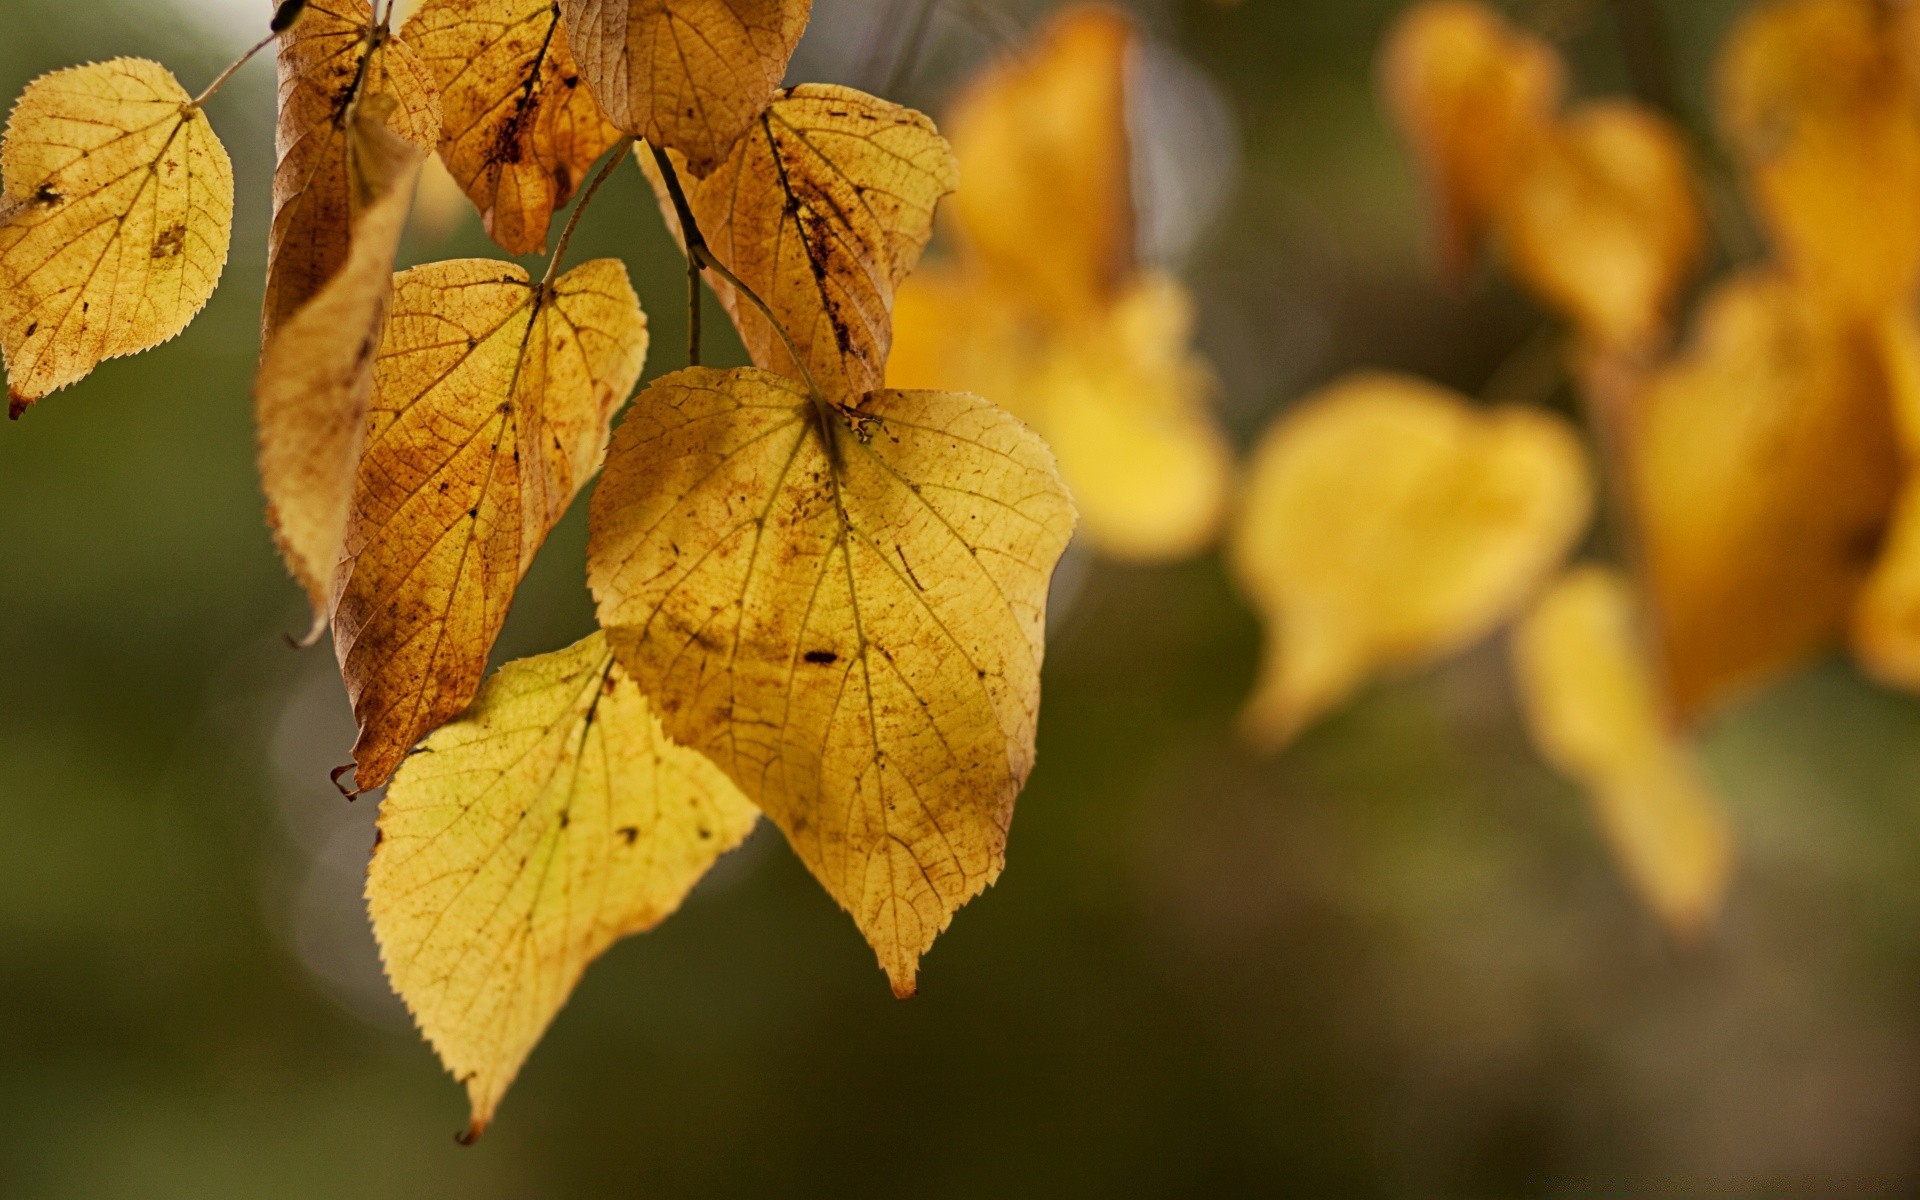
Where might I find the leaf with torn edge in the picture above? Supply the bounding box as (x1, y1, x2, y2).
(647, 84, 957, 403)
(1230, 372, 1591, 750)
(257, 101, 424, 641)
(559, 0, 813, 176)
(334, 257, 649, 791)
(403, 0, 623, 255)
(1512, 566, 1736, 937)
(0, 59, 233, 411)
(369, 631, 758, 1140)
(587, 368, 1076, 996)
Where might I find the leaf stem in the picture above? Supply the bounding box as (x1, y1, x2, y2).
(544, 136, 635, 286)
(188, 31, 276, 109)
(687, 254, 703, 367)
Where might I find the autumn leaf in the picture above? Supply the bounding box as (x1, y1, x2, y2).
(1632, 271, 1902, 722)
(1230, 372, 1591, 750)
(334, 257, 649, 791)
(0, 59, 233, 411)
(268, 0, 440, 333)
(586, 368, 1076, 995)
(368, 631, 758, 1139)
(1847, 310, 1920, 687)
(402, 0, 623, 255)
(1512, 566, 1736, 936)
(256, 101, 424, 641)
(646, 84, 957, 402)
(559, 0, 812, 176)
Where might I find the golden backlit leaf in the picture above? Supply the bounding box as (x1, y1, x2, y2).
(648, 84, 957, 403)
(334, 257, 647, 790)
(1505, 101, 1705, 351)
(1719, 0, 1920, 310)
(256, 104, 424, 640)
(1230, 372, 1591, 750)
(1380, 0, 1562, 280)
(403, 0, 623, 255)
(1633, 272, 1902, 722)
(559, 0, 813, 176)
(369, 631, 758, 1139)
(268, 0, 441, 333)
(1512, 566, 1736, 936)
(587, 368, 1077, 995)
(943, 3, 1137, 319)
(1849, 310, 1920, 687)
(0, 59, 233, 410)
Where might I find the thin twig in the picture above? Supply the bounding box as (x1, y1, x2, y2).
(687, 254, 703, 367)
(544, 136, 634, 286)
(188, 30, 276, 109)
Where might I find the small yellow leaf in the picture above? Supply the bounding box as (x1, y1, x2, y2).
(1633, 271, 1902, 721)
(403, 0, 623, 255)
(587, 368, 1076, 995)
(256, 103, 424, 640)
(268, 0, 441, 333)
(943, 3, 1138, 320)
(1719, 0, 1920, 310)
(0, 59, 234, 409)
(1504, 101, 1704, 351)
(1230, 372, 1591, 750)
(1379, 0, 1563, 280)
(559, 0, 812, 176)
(334, 257, 648, 790)
(647, 84, 957, 403)
(1512, 566, 1736, 937)
(369, 631, 758, 1139)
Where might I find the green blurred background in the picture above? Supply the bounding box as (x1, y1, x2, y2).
(5, 0, 1919, 1194)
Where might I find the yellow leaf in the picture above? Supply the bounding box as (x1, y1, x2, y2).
(1849, 310, 1920, 686)
(558, 0, 812, 176)
(1633, 271, 1902, 721)
(1719, 0, 1920, 310)
(1379, 0, 1562, 281)
(256, 102, 424, 641)
(368, 631, 758, 1139)
(586, 368, 1077, 995)
(402, 0, 623, 256)
(268, 0, 441, 333)
(0, 59, 233, 410)
(1230, 372, 1591, 750)
(1512, 566, 1736, 937)
(943, 3, 1138, 320)
(1504, 101, 1704, 351)
(334, 257, 648, 790)
(647, 84, 956, 403)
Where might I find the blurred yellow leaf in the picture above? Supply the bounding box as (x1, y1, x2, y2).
(1633, 271, 1902, 721)
(1230, 372, 1591, 750)
(558, 0, 812, 176)
(1850, 310, 1920, 686)
(408, 151, 473, 242)
(0, 59, 234, 410)
(268, 0, 440, 334)
(334, 258, 648, 791)
(1512, 566, 1736, 936)
(647, 84, 957, 402)
(402, 0, 622, 255)
(256, 103, 423, 641)
(369, 631, 758, 1139)
(1380, 0, 1562, 280)
(587, 368, 1076, 995)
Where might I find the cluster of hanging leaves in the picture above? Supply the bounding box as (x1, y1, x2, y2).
(0, 0, 1087, 1136)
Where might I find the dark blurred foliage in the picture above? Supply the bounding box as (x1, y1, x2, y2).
(5, 0, 1920, 1194)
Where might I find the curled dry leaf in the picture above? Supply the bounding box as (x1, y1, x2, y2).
(1380, 0, 1562, 280)
(368, 631, 758, 1139)
(559, 0, 812, 176)
(1633, 272, 1902, 722)
(587, 368, 1077, 995)
(403, 0, 623, 255)
(334, 257, 648, 790)
(256, 102, 424, 641)
(0, 59, 233, 411)
(1230, 372, 1592, 750)
(1513, 566, 1736, 936)
(647, 84, 957, 402)
(268, 0, 440, 333)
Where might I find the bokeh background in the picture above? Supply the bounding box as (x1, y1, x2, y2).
(4, 0, 1918, 1194)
